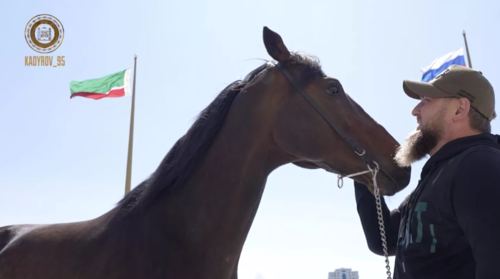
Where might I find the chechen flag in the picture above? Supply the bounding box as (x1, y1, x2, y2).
(421, 47, 466, 82)
(70, 69, 131, 100)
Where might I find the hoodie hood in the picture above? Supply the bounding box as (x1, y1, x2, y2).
(421, 133, 500, 178)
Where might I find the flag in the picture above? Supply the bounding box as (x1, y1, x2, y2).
(421, 47, 466, 82)
(70, 69, 131, 100)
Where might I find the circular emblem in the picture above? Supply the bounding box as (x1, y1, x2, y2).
(25, 14, 64, 54)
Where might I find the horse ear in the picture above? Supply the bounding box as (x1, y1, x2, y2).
(263, 26, 291, 63)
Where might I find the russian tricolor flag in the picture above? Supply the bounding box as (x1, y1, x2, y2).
(421, 47, 466, 82)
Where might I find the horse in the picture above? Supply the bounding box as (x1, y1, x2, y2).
(0, 26, 411, 279)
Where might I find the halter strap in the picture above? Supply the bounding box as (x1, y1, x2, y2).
(272, 61, 378, 171)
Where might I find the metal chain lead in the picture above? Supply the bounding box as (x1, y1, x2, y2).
(337, 161, 392, 279)
(373, 171, 392, 279)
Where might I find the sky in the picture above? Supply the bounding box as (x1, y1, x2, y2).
(1, 0, 500, 278)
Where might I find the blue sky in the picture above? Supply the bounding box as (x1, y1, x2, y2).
(1, 1, 499, 278)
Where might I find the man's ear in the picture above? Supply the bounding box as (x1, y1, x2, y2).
(263, 26, 291, 63)
(455, 98, 471, 121)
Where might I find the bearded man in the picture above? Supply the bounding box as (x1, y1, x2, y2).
(354, 65, 500, 279)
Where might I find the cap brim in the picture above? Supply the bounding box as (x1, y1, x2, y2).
(403, 80, 452, 100)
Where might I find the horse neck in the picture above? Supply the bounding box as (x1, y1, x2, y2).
(146, 90, 291, 261)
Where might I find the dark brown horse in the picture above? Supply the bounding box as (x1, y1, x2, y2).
(0, 27, 410, 279)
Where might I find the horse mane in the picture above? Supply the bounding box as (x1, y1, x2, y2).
(117, 52, 324, 212)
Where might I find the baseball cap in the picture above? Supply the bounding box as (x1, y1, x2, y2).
(403, 65, 496, 120)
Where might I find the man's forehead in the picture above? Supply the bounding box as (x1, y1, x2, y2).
(419, 95, 437, 100)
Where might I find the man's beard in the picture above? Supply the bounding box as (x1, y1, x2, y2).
(394, 123, 442, 168)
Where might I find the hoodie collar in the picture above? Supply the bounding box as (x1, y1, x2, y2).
(421, 133, 500, 178)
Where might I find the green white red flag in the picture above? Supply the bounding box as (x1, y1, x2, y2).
(70, 69, 131, 100)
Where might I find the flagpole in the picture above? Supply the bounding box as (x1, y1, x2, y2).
(463, 30, 473, 69)
(125, 55, 137, 195)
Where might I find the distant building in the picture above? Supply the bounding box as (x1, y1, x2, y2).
(328, 268, 359, 279)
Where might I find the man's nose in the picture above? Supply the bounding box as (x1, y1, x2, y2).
(412, 102, 422, 117)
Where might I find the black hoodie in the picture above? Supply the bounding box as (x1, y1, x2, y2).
(354, 133, 500, 279)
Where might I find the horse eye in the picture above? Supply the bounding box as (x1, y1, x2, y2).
(326, 84, 339, 95)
